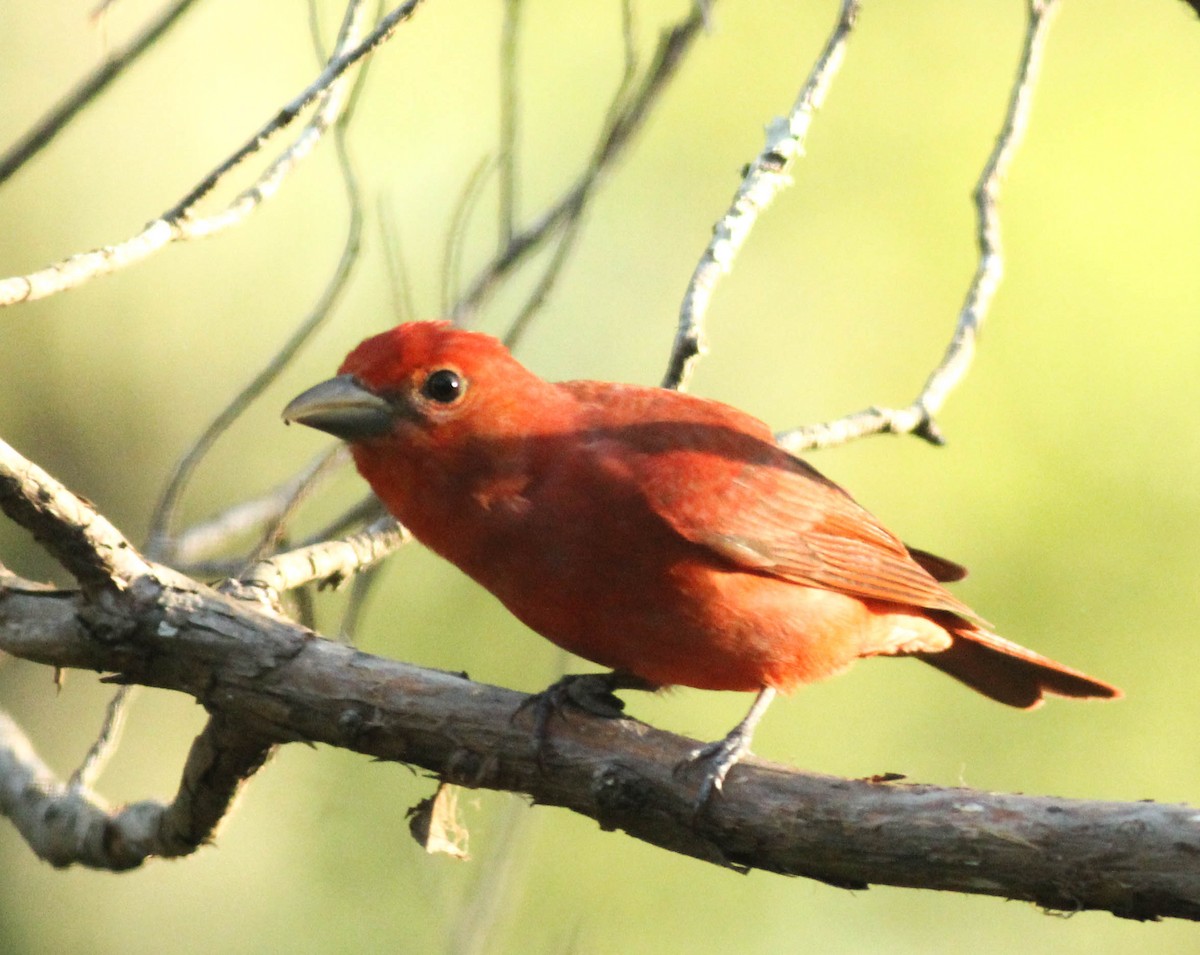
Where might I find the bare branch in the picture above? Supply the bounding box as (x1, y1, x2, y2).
(452, 1, 707, 323)
(236, 518, 408, 597)
(777, 0, 1060, 453)
(379, 197, 419, 322)
(297, 493, 388, 548)
(162, 0, 371, 239)
(168, 446, 347, 569)
(0, 572, 1195, 916)
(68, 684, 134, 791)
(500, 0, 638, 353)
(0, 0, 424, 308)
(147, 71, 368, 559)
(498, 0, 522, 246)
(0, 436, 150, 589)
(0, 705, 273, 869)
(0, 0, 203, 188)
(337, 559, 386, 639)
(145, 165, 362, 559)
(661, 0, 860, 391)
(177, 495, 387, 585)
(442, 157, 496, 315)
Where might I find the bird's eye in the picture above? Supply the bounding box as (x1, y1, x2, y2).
(421, 369, 465, 404)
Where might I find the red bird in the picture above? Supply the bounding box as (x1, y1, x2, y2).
(283, 321, 1120, 800)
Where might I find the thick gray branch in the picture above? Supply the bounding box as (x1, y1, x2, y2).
(0, 699, 273, 869)
(0, 438, 151, 589)
(0, 577, 1196, 918)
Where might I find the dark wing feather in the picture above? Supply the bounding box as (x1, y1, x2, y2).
(906, 546, 968, 582)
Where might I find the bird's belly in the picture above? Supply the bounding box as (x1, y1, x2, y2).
(480, 550, 943, 693)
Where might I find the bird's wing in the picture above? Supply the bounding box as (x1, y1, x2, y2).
(679, 456, 984, 623)
(566, 381, 982, 623)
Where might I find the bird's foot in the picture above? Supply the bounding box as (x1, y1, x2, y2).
(676, 723, 756, 816)
(516, 671, 656, 768)
(675, 686, 777, 816)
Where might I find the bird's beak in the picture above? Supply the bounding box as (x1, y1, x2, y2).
(282, 374, 395, 441)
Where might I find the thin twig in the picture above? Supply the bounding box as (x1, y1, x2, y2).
(90, 0, 123, 22)
(237, 518, 408, 597)
(338, 559, 384, 640)
(146, 29, 370, 559)
(449, 800, 535, 953)
(241, 445, 353, 568)
(498, 0, 522, 246)
(299, 493, 388, 548)
(169, 446, 347, 569)
(68, 685, 134, 791)
(452, 1, 708, 324)
(307, 0, 332, 63)
(500, 0, 638, 352)
(777, 0, 1060, 452)
(0, 0, 203, 188)
(661, 0, 861, 391)
(378, 196, 419, 322)
(498, 201, 586, 351)
(442, 157, 496, 317)
(179, 494, 383, 580)
(0, 0, 424, 308)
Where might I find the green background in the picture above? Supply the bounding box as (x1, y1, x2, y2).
(1, 0, 1198, 952)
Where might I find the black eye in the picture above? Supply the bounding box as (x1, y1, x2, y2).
(421, 369, 465, 404)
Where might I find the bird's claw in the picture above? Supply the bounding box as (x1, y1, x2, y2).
(676, 726, 755, 817)
(674, 686, 775, 817)
(515, 672, 646, 769)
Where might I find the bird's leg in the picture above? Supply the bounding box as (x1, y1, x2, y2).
(680, 686, 777, 812)
(517, 671, 659, 767)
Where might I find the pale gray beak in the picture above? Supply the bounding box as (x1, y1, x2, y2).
(282, 374, 394, 441)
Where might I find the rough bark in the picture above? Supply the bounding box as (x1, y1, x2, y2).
(1, 573, 1196, 920)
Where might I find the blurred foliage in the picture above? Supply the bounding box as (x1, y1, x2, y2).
(1, 0, 1199, 951)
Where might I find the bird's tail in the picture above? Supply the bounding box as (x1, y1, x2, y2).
(917, 621, 1121, 709)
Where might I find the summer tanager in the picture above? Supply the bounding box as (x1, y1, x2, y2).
(283, 320, 1120, 799)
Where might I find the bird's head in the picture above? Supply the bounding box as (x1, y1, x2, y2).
(283, 320, 576, 528)
(283, 317, 578, 475)
(283, 321, 526, 441)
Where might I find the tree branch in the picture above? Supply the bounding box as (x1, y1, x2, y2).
(777, 0, 1060, 452)
(236, 517, 408, 596)
(451, 1, 707, 324)
(0, 0, 203, 188)
(0, 438, 151, 589)
(0, 0, 424, 308)
(145, 96, 368, 560)
(0, 699, 273, 869)
(661, 0, 861, 391)
(165, 447, 346, 571)
(0, 573, 1195, 918)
